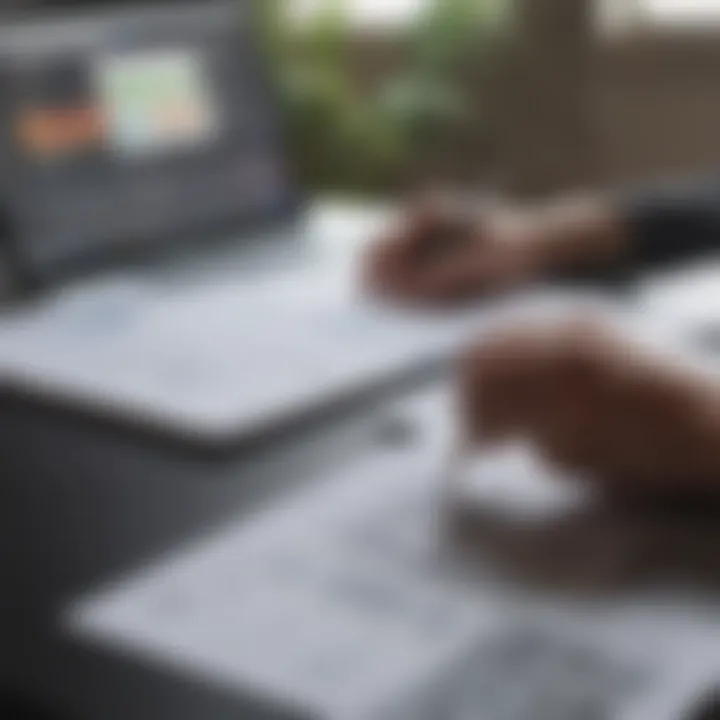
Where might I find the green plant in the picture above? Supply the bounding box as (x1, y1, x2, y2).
(259, 0, 505, 194)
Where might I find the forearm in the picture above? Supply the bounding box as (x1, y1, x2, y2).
(522, 179, 720, 283)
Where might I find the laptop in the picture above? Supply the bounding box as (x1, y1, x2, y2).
(0, 0, 482, 448)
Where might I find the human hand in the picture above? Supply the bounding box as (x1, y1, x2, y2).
(458, 315, 720, 496)
(364, 194, 543, 304)
(364, 193, 625, 305)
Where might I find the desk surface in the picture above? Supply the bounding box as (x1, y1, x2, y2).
(65, 389, 720, 720)
(3, 221, 720, 719)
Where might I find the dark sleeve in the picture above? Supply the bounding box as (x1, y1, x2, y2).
(555, 178, 720, 288)
(620, 178, 720, 271)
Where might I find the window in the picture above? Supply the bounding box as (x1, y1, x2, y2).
(601, 0, 720, 31)
(291, 0, 431, 27)
(644, 0, 720, 22)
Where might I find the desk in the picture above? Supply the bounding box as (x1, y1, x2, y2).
(0, 383, 427, 710)
(0, 200, 407, 712)
(1, 222, 718, 718)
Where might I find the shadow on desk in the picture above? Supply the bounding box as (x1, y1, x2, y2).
(0, 693, 64, 720)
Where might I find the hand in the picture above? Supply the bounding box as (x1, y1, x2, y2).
(364, 194, 543, 304)
(364, 193, 627, 305)
(459, 315, 720, 496)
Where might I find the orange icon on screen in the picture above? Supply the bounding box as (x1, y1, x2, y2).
(17, 105, 107, 158)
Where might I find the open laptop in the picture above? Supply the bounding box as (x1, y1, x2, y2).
(0, 0, 483, 447)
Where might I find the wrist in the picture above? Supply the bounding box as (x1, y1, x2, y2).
(524, 197, 630, 278)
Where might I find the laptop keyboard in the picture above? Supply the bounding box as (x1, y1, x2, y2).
(0, 263, 482, 440)
(143, 232, 313, 292)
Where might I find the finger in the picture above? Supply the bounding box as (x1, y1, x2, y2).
(362, 227, 408, 294)
(364, 203, 458, 297)
(363, 218, 435, 296)
(416, 242, 526, 302)
(474, 317, 610, 470)
(458, 323, 553, 443)
(409, 253, 488, 303)
(483, 321, 572, 436)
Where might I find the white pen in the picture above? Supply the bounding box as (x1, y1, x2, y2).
(439, 424, 474, 519)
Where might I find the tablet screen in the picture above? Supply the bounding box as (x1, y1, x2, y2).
(0, 1, 294, 280)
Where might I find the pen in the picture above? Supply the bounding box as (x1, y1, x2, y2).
(440, 427, 473, 517)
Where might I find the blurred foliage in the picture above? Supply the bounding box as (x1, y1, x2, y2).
(255, 0, 507, 195)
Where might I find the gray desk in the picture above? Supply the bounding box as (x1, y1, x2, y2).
(0, 199, 423, 712)
(2, 251, 719, 718)
(0, 361, 441, 715)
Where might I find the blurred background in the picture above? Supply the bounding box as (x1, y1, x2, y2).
(7, 1, 720, 718)
(253, 0, 720, 199)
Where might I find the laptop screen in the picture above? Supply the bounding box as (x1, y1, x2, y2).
(0, 1, 295, 283)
